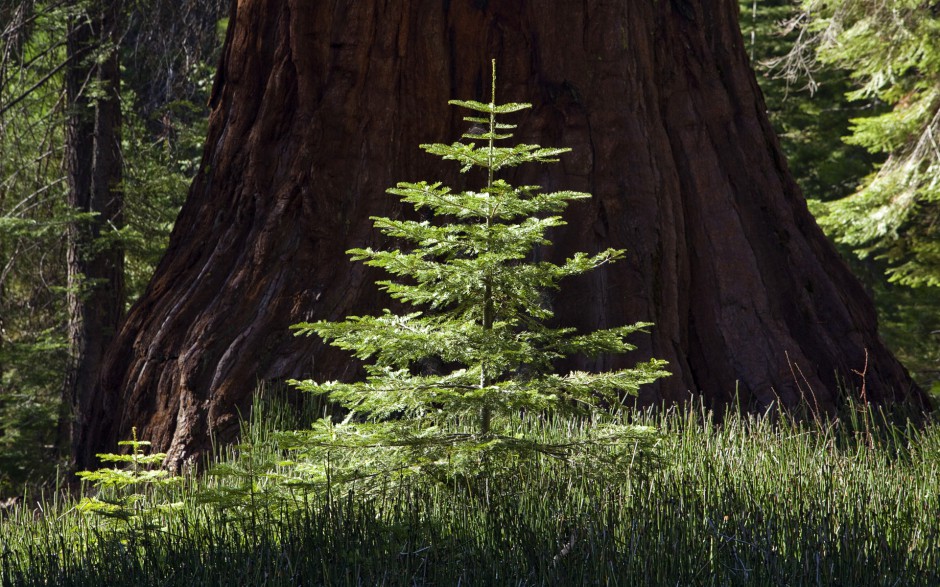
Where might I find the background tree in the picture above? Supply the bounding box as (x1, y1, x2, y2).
(0, 0, 225, 492)
(60, 0, 126, 470)
(793, 0, 940, 289)
(92, 0, 927, 470)
(1, 1, 76, 493)
(738, 0, 882, 202)
(744, 0, 940, 391)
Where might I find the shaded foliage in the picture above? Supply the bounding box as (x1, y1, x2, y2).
(742, 0, 940, 392)
(0, 0, 224, 496)
(739, 0, 883, 202)
(797, 0, 940, 289)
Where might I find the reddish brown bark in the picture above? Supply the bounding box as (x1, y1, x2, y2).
(85, 0, 927, 469)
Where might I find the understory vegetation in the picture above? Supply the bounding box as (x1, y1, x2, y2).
(2, 395, 938, 586)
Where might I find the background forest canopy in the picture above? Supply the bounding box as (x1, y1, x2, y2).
(0, 0, 938, 496)
(0, 0, 228, 495)
(742, 0, 940, 388)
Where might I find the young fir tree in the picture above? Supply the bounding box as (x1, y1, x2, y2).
(288, 62, 669, 488)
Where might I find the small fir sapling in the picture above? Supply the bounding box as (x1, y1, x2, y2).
(286, 61, 669, 488)
(75, 427, 182, 526)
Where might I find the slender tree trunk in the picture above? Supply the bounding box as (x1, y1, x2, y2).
(62, 0, 124, 468)
(90, 0, 927, 469)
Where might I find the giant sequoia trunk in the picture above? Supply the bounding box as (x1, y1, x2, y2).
(84, 0, 927, 468)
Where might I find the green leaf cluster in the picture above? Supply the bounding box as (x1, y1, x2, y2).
(797, 0, 940, 288)
(740, 0, 883, 202)
(289, 62, 668, 490)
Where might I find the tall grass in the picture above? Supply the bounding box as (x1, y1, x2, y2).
(2, 395, 938, 586)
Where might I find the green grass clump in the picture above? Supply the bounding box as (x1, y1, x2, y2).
(2, 398, 938, 586)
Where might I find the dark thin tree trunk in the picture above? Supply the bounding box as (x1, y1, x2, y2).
(63, 0, 124, 469)
(90, 0, 927, 469)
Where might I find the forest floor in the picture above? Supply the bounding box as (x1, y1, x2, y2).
(2, 397, 938, 586)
